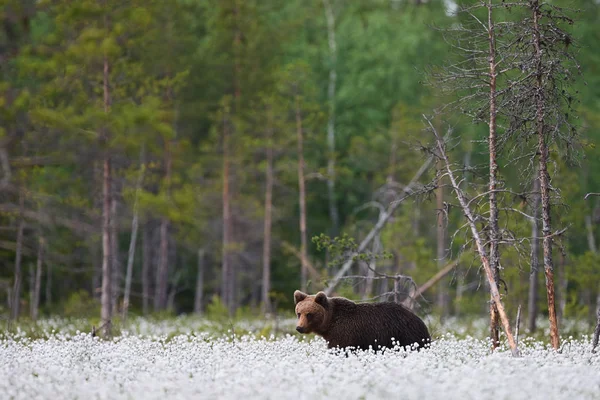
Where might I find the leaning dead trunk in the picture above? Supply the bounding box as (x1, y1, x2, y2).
(430, 118, 519, 356)
(531, 0, 559, 350)
(295, 93, 308, 292)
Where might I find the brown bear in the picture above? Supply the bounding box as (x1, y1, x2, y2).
(294, 290, 430, 351)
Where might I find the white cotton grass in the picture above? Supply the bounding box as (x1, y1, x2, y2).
(1, 321, 599, 400)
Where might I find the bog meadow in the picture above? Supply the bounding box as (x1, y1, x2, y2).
(1, 0, 600, 399)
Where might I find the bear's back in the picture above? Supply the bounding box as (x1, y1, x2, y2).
(325, 299, 430, 351)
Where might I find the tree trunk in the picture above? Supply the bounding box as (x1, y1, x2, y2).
(593, 307, 600, 353)
(111, 196, 119, 315)
(436, 160, 448, 317)
(295, 94, 308, 292)
(194, 248, 205, 314)
(486, 0, 501, 350)
(221, 109, 235, 315)
(532, 0, 559, 350)
(142, 223, 151, 315)
(10, 190, 25, 320)
(100, 49, 112, 337)
(45, 257, 52, 308)
(155, 218, 169, 311)
(155, 142, 171, 312)
(31, 235, 44, 321)
(322, 0, 339, 234)
(528, 176, 541, 333)
(262, 109, 274, 314)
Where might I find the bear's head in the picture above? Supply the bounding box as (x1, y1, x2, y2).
(294, 290, 329, 335)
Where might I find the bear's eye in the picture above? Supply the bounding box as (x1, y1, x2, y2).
(306, 313, 313, 320)
(297, 313, 301, 319)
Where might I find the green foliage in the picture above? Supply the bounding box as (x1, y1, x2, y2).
(62, 290, 99, 318)
(0, 0, 598, 336)
(312, 233, 393, 268)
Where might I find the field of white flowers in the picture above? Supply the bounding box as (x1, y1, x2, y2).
(1, 318, 599, 400)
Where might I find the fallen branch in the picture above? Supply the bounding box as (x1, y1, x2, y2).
(414, 260, 459, 298)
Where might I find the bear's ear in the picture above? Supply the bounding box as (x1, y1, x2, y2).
(294, 290, 308, 304)
(314, 291, 329, 308)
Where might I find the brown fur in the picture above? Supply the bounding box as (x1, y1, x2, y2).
(294, 290, 431, 351)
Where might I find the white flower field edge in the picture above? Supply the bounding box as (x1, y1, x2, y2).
(1, 329, 599, 400)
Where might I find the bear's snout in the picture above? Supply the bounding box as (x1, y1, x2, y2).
(296, 326, 306, 333)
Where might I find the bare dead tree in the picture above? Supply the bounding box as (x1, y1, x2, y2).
(427, 118, 519, 356)
(431, 0, 580, 350)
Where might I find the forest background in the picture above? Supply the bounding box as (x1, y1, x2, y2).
(1, 0, 599, 339)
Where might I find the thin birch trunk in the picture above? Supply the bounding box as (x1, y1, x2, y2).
(295, 93, 308, 292)
(322, 0, 339, 234)
(10, 190, 24, 320)
(429, 118, 519, 356)
(194, 248, 205, 314)
(532, 0, 559, 350)
(101, 49, 113, 337)
(122, 149, 145, 321)
(528, 176, 541, 333)
(31, 236, 44, 321)
(261, 108, 274, 314)
(486, 0, 501, 349)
